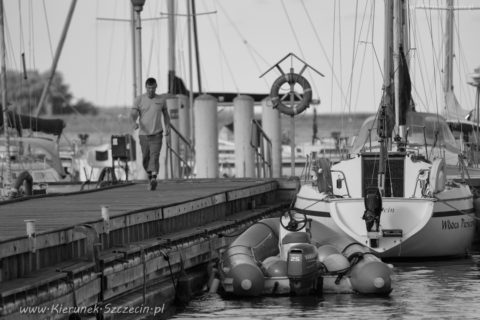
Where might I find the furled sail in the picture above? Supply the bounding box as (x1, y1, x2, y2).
(377, 47, 412, 139)
(398, 46, 412, 127)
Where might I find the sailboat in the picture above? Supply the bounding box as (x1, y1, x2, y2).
(0, 0, 93, 199)
(292, 0, 476, 258)
(0, 112, 68, 185)
(438, 1, 480, 171)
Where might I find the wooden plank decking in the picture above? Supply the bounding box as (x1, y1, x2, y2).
(0, 178, 276, 242)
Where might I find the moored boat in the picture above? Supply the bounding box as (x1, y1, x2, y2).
(217, 212, 393, 297)
(292, 0, 477, 259)
(294, 114, 476, 258)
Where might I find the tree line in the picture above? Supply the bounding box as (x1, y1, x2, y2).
(4, 70, 98, 116)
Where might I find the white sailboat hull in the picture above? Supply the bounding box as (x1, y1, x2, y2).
(295, 186, 475, 258)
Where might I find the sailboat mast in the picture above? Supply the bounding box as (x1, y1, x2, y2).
(168, 0, 176, 92)
(0, 0, 11, 186)
(384, 0, 394, 86)
(131, 4, 138, 99)
(394, 0, 406, 140)
(378, 0, 394, 196)
(186, 0, 195, 145)
(34, 0, 77, 117)
(132, 0, 144, 97)
(443, 0, 454, 94)
(191, 0, 202, 93)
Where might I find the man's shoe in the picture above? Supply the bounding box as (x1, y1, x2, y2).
(149, 179, 157, 191)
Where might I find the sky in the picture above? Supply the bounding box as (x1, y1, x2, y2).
(3, 0, 480, 114)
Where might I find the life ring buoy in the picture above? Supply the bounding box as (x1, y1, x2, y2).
(270, 73, 312, 116)
(12, 170, 33, 197)
(429, 158, 446, 194)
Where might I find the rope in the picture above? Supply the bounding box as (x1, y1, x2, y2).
(330, 0, 337, 113)
(346, 0, 360, 115)
(410, 12, 430, 110)
(41, 0, 54, 59)
(454, 14, 475, 109)
(28, 0, 36, 71)
(435, 197, 480, 221)
(419, 6, 442, 114)
(17, 1, 25, 55)
(203, 2, 238, 92)
(101, 0, 120, 104)
(213, 1, 281, 91)
(353, 2, 376, 112)
(212, 1, 226, 92)
(281, 0, 320, 99)
(159, 249, 178, 295)
(4, 12, 19, 69)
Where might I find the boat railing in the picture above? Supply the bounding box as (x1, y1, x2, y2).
(250, 119, 272, 178)
(165, 124, 195, 179)
(410, 169, 430, 198)
(330, 169, 351, 198)
(457, 154, 473, 185)
(300, 154, 351, 198)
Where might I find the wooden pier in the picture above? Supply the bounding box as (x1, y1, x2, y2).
(0, 178, 298, 319)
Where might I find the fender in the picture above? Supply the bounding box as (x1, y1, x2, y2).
(429, 158, 446, 194)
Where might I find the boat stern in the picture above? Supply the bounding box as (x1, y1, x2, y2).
(330, 198, 434, 254)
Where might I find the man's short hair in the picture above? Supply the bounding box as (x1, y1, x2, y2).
(145, 77, 157, 86)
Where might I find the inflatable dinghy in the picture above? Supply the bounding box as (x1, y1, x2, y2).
(217, 210, 393, 296)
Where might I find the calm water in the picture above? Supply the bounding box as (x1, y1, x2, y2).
(170, 252, 480, 320)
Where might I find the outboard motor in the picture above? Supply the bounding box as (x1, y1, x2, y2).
(287, 243, 321, 295)
(363, 187, 382, 232)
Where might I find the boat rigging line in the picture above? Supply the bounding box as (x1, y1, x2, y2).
(281, 0, 320, 101)
(202, 1, 238, 93)
(347, 0, 359, 115)
(214, 0, 271, 90)
(421, 4, 442, 115)
(409, 12, 429, 109)
(41, 0, 54, 59)
(352, 1, 376, 114)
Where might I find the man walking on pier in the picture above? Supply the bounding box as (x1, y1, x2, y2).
(131, 77, 171, 191)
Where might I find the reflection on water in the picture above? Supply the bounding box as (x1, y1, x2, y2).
(170, 253, 480, 320)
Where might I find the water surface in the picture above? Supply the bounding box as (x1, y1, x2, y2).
(170, 252, 480, 320)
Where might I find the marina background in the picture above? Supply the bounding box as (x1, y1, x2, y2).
(3, 0, 480, 114)
(58, 107, 373, 150)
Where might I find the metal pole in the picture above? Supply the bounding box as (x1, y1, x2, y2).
(34, 0, 77, 116)
(262, 99, 281, 178)
(168, 0, 175, 90)
(475, 84, 480, 168)
(289, 69, 295, 176)
(131, 4, 137, 100)
(187, 0, 195, 146)
(131, 0, 147, 180)
(167, 0, 180, 177)
(443, 0, 454, 94)
(191, 0, 202, 93)
(0, 0, 10, 185)
(393, 0, 402, 139)
(134, 8, 143, 97)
